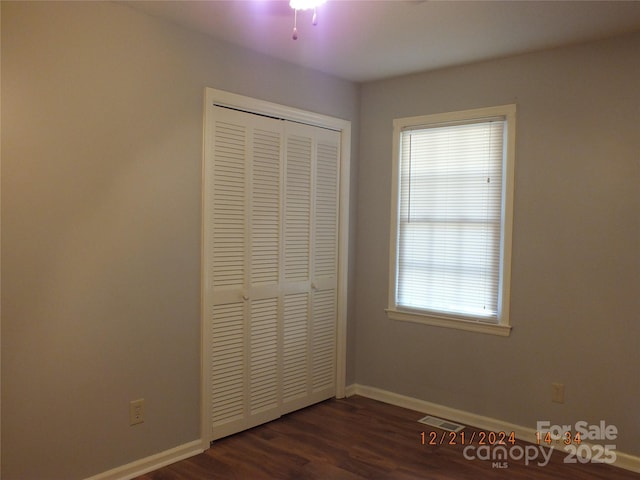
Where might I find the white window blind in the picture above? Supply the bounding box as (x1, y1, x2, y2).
(396, 118, 506, 322)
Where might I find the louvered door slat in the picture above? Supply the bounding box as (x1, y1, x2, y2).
(251, 128, 281, 285)
(249, 298, 278, 414)
(212, 120, 245, 288)
(311, 290, 336, 392)
(314, 141, 339, 278)
(282, 292, 309, 404)
(211, 303, 244, 425)
(284, 135, 311, 281)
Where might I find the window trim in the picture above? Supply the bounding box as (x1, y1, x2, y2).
(387, 105, 516, 337)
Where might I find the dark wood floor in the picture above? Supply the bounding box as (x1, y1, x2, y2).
(136, 395, 640, 479)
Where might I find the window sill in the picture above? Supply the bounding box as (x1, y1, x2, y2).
(385, 308, 512, 337)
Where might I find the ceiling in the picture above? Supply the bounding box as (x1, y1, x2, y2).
(125, 0, 640, 82)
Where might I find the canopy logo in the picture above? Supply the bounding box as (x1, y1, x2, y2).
(463, 444, 553, 468)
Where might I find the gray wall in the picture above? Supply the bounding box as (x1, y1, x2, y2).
(0, 2, 359, 479)
(355, 32, 640, 455)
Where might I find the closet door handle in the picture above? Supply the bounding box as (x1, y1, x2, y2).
(311, 282, 317, 290)
(242, 294, 250, 301)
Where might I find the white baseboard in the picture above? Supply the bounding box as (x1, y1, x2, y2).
(84, 440, 204, 480)
(344, 383, 358, 398)
(346, 383, 640, 474)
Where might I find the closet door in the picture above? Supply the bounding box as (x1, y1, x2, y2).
(204, 106, 339, 442)
(309, 127, 340, 401)
(206, 107, 283, 440)
(281, 123, 339, 414)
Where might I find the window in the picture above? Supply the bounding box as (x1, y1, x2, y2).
(387, 105, 516, 336)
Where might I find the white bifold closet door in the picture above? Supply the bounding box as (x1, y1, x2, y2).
(204, 106, 339, 442)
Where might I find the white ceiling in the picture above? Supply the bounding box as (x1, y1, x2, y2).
(125, 0, 640, 82)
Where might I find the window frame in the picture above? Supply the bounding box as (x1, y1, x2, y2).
(387, 105, 516, 336)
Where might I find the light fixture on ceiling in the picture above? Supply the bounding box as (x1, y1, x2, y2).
(290, 0, 326, 40)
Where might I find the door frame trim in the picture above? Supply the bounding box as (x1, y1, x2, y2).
(201, 88, 351, 448)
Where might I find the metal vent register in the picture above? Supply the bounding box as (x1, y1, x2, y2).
(418, 415, 465, 432)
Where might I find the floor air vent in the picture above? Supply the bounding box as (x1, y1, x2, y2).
(418, 415, 465, 432)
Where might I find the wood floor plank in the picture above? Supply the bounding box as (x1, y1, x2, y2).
(136, 396, 640, 479)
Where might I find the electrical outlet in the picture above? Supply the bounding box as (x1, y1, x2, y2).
(551, 383, 565, 404)
(130, 398, 145, 425)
